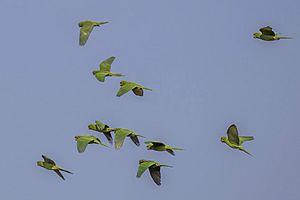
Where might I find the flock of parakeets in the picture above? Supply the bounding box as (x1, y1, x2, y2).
(36, 20, 292, 185)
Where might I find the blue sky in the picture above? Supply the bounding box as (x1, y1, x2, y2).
(0, 0, 300, 199)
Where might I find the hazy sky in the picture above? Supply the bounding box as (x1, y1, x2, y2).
(1, 0, 300, 199)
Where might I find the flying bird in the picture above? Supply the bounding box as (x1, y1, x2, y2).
(221, 124, 254, 156)
(253, 26, 292, 41)
(92, 56, 124, 82)
(75, 135, 110, 153)
(144, 140, 184, 156)
(78, 20, 108, 46)
(136, 160, 172, 186)
(113, 128, 145, 149)
(116, 80, 152, 97)
(88, 120, 114, 144)
(37, 155, 73, 180)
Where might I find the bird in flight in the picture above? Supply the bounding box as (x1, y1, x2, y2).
(37, 155, 73, 180)
(253, 26, 292, 41)
(78, 20, 108, 46)
(116, 80, 152, 97)
(92, 56, 124, 82)
(75, 135, 110, 153)
(221, 124, 254, 156)
(88, 120, 114, 144)
(136, 160, 172, 186)
(144, 140, 184, 156)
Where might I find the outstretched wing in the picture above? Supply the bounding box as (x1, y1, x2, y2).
(260, 26, 275, 36)
(79, 24, 94, 46)
(95, 120, 107, 131)
(99, 56, 115, 72)
(227, 124, 240, 145)
(114, 129, 129, 149)
(239, 136, 254, 145)
(42, 155, 56, 165)
(76, 137, 93, 153)
(129, 134, 140, 146)
(116, 82, 137, 97)
(136, 161, 156, 178)
(149, 165, 161, 185)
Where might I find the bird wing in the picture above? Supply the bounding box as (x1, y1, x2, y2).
(129, 134, 140, 146)
(42, 155, 56, 165)
(103, 132, 113, 144)
(116, 82, 137, 97)
(239, 136, 254, 145)
(79, 24, 94, 46)
(166, 149, 175, 156)
(136, 161, 156, 178)
(99, 56, 115, 72)
(260, 26, 275, 36)
(227, 124, 240, 145)
(54, 169, 65, 180)
(95, 120, 106, 131)
(76, 136, 94, 153)
(149, 165, 161, 185)
(114, 129, 130, 149)
(94, 72, 106, 82)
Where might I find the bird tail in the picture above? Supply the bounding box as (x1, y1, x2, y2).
(60, 168, 73, 174)
(239, 147, 252, 156)
(112, 73, 125, 77)
(97, 22, 109, 25)
(278, 36, 293, 39)
(143, 87, 153, 91)
(171, 147, 184, 150)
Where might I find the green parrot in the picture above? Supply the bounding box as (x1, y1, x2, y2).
(116, 80, 152, 97)
(75, 135, 110, 153)
(136, 160, 172, 186)
(88, 120, 114, 144)
(253, 26, 292, 41)
(92, 56, 125, 82)
(37, 155, 73, 180)
(144, 140, 184, 156)
(221, 124, 254, 156)
(78, 20, 108, 46)
(113, 128, 145, 149)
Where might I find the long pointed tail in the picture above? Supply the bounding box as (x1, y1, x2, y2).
(239, 148, 252, 156)
(278, 36, 293, 39)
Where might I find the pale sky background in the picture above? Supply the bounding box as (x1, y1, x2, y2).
(0, 0, 300, 199)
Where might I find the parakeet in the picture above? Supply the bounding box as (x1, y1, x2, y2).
(78, 20, 108, 46)
(116, 80, 152, 97)
(113, 128, 145, 149)
(144, 140, 184, 156)
(92, 57, 124, 82)
(75, 135, 110, 153)
(253, 26, 292, 41)
(221, 124, 254, 156)
(136, 160, 172, 186)
(37, 155, 73, 180)
(88, 120, 114, 144)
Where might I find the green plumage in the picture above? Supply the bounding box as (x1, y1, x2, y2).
(113, 128, 145, 149)
(88, 120, 114, 144)
(253, 26, 292, 41)
(220, 124, 254, 156)
(136, 160, 172, 186)
(78, 20, 108, 46)
(37, 155, 73, 180)
(145, 140, 184, 156)
(116, 80, 152, 97)
(92, 57, 124, 82)
(75, 135, 110, 153)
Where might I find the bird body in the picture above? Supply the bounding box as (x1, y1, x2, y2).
(113, 128, 145, 149)
(253, 26, 292, 41)
(37, 155, 72, 180)
(116, 81, 152, 97)
(145, 140, 184, 156)
(78, 20, 108, 46)
(221, 124, 254, 156)
(136, 160, 172, 185)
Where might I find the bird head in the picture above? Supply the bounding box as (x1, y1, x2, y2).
(88, 124, 97, 130)
(139, 160, 147, 164)
(74, 136, 81, 141)
(92, 70, 98, 75)
(78, 21, 84, 27)
(37, 161, 43, 167)
(146, 143, 153, 150)
(220, 137, 226, 143)
(120, 81, 127, 86)
(253, 32, 261, 39)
